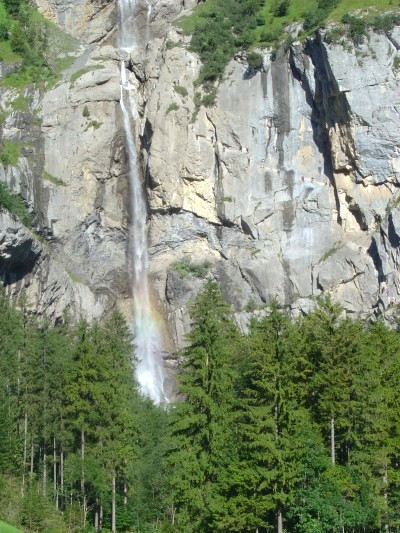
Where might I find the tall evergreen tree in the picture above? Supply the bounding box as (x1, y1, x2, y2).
(217, 303, 311, 532)
(165, 280, 241, 531)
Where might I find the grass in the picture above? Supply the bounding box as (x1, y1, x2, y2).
(176, 0, 400, 92)
(84, 120, 103, 131)
(70, 65, 105, 85)
(386, 195, 400, 214)
(1, 54, 76, 93)
(0, 140, 22, 166)
(259, 0, 398, 29)
(9, 93, 30, 111)
(174, 85, 188, 97)
(53, 55, 76, 74)
(67, 269, 84, 284)
(171, 260, 210, 278)
(330, 0, 400, 21)
(0, 41, 21, 65)
(0, 66, 55, 90)
(0, 3, 78, 90)
(166, 102, 179, 115)
(0, 520, 25, 533)
(0, 109, 9, 124)
(42, 171, 67, 186)
(318, 243, 342, 264)
(0, 181, 32, 227)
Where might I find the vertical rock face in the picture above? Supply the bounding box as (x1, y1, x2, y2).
(0, 34, 129, 319)
(141, 18, 400, 342)
(33, 0, 116, 43)
(1, 0, 400, 346)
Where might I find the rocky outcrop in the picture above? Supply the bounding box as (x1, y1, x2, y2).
(34, 0, 116, 43)
(0, 37, 130, 320)
(1, 0, 400, 348)
(0, 211, 101, 320)
(138, 17, 400, 342)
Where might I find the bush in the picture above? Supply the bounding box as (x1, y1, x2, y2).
(9, 24, 28, 56)
(341, 14, 366, 45)
(303, 8, 327, 32)
(173, 85, 188, 97)
(324, 27, 346, 44)
(372, 13, 400, 32)
(180, 0, 263, 89)
(260, 27, 281, 43)
(201, 88, 217, 107)
(247, 51, 264, 69)
(0, 181, 32, 227)
(165, 102, 179, 115)
(0, 23, 9, 40)
(171, 260, 210, 278)
(0, 141, 22, 166)
(271, 0, 290, 18)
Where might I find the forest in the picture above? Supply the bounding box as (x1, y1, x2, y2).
(1, 281, 400, 532)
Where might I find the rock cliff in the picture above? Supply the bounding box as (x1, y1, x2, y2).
(1, 0, 400, 348)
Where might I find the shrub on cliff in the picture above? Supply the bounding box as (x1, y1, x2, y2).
(0, 181, 32, 227)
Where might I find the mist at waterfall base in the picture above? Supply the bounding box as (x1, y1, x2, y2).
(119, 0, 166, 404)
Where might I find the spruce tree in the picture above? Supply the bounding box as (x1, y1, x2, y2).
(165, 280, 240, 531)
(218, 303, 310, 532)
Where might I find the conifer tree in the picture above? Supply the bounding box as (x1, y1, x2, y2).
(166, 280, 240, 531)
(218, 303, 310, 532)
(302, 297, 357, 466)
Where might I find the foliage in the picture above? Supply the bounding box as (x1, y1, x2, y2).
(0, 0, 79, 90)
(69, 64, 104, 85)
(0, 180, 31, 226)
(173, 84, 188, 97)
(341, 12, 367, 44)
(2, 277, 400, 530)
(84, 120, 103, 131)
(318, 243, 341, 263)
(0, 520, 25, 532)
(171, 260, 210, 278)
(177, 0, 263, 89)
(0, 291, 161, 532)
(82, 104, 90, 117)
(165, 102, 179, 114)
(271, 0, 291, 17)
(10, 93, 29, 111)
(177, 0, 400, 94)
(372, 12, 400, 31)
(165, 280, 241, 531)
(247, 50, 264, 69)
(42, 171, 67, 186)
(162, 284, 400, 531)
(0, 140, 22, 166)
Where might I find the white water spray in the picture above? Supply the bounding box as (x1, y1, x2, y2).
(118, 0, 166, 403)
(145, 1, 152, 44)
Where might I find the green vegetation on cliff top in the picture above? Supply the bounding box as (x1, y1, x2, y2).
(0, 0, 78, 89)
(177, 0, 400, 94)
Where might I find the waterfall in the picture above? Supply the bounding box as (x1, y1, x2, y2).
(118, 0, 166, 404)
(145, 0, 152, 44)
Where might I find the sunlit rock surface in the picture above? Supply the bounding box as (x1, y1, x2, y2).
(1, 0, 400, 349)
